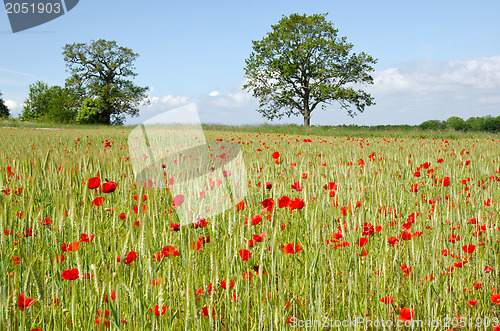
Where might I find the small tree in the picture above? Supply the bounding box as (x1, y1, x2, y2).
(76, 99, 101, 124)
(20, 81, 51, 121)
(21, 81, 79, 123)
(445, 116, 467, 131)
(465, 117, 485, 131)
(0, 90, 10, 119)
(243, 13, 377, 126)
(419, 120, 446, 130)
(63, 39, 149, 125)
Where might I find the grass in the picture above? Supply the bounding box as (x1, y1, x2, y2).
(1, 125, 500, 330)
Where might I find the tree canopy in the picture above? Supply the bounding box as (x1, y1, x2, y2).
(243, 13, 377, 126)
(63, 39, 149, 124)
(21, 81, 78, 123)
(0, 90, 9, 119)
(420, 115, 500, 132)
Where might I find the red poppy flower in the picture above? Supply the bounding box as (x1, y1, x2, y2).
(271, 151, 280, 159)
(485, 266, 493, 273)
(388, 237, 399, 245)
(250, 215, 262, 226)
(162, 245, 181, 257)
(253, 233, 266, 242)
(221, 279, 235, 290)
(96, 309, 110, 317)
(291, 180, 303, 191)
(80, 233, 95, 243)
(191, 217, 208, 229)
(150, 305, 168, 316)
(278, 196, 291, 208)
(51, 253, 65, 263)
(467, 299, 478, 306)
(40, 217, 52, 225)
(239, 249, 252, 261)
(173, 194, 185, 207)
(357, 238, 368, 248)
(397, 308, 415, 322)
(88, 177, 101, 189)
(92, 197, 105, 206)
(236, 200, 245, 211)
(462, 244, 476, 254)
(170, 223, 180, 231)
(68, 241, 80, 252)
(439, 177, 450, 187)
(281, 243, 303, 254)
(61, 268, 79, 280)
(323, 182, 338, 190)
(12, 256, 21, 265)
(124, 251, 137, 264)
(119, 213, 126, 220)
(473, 282, 482, 290)
(133, 194, 148, 202)
(101, 181, 117, 193)
(381, 296, 395, 304)
(401, 264, 412, 277)
(491, 293, 500, 304)
(289, 198, 305, 212)
(18, 293, 37, 311)
(261, 198, 274, 212)
(266, 182, 273, 189)
(362, 223, 374, 236)
(401, 231, 412, 240)
(191, 240, 202, 251)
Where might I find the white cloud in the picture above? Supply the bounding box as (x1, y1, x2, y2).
(372, 56, 500, 93)
(344, 56, 500, 124)
(206, 88, 253, 108)
(129, 56, 500, 126)
(5, 100, 20, 110)
(160, 94, 190, 106)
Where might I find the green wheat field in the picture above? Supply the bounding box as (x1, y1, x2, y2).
(2, 125, 500, 330)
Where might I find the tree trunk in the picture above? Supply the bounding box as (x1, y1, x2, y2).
(303, 114, 310, 127)
(303, 83, 311, 126)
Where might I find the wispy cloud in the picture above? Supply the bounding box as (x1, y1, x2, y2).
(0, 67, 34, 77)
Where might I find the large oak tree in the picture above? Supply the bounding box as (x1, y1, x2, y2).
(243, 13, 377, 126)
(63, 39, 149, 125)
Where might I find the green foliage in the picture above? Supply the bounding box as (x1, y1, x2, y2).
(0, 90, 9, 119)
(445, 116, 467, 131)
(419, 120, 446, 130)
(243, 13, 377, 126)
(465, 117, 485, 131)
(20, 81, 78, 123)
(76, 98, 102, 124)
(421, 115, 500, 133)
(63, 39, 149, 125)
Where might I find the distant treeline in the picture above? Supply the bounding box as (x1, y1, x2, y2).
(419, 116, 500, 132)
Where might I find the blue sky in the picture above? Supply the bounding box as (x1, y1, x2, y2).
(1, 0, 500, 126)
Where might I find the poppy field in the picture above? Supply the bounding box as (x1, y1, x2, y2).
(2, 126, 500, 330)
